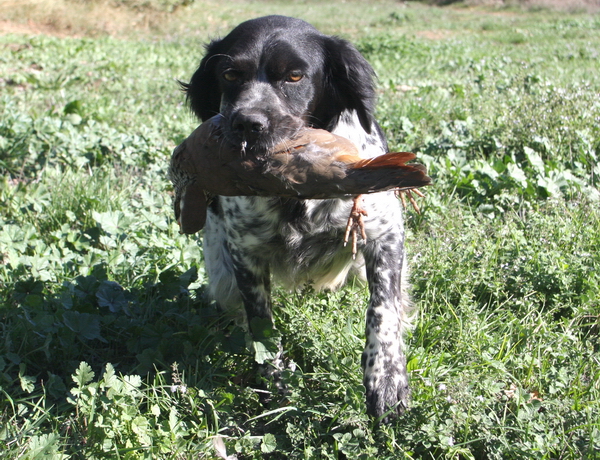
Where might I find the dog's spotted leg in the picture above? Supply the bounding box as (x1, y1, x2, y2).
(361, 230, 411, 422)
(228, 247, 272, 324)
(227, 244, 286, 397)
(227, 245, 276, 345)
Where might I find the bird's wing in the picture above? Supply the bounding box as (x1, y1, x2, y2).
(176, 181, 208, 234)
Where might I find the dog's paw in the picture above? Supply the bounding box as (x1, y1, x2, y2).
(363, 353, 410, 423)
(254, 352, 293, 406)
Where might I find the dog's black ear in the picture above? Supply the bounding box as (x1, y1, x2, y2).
(180, 39, 223, 121)
(320, 36, 377, 133)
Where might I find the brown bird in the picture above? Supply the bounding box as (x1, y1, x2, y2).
(168, 115, 431, 244)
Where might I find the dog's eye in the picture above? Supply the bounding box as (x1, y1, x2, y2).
(222, 71, 239, 82)
(286, 71, 304, 83)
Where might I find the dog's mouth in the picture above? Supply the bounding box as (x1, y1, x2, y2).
(221, 111, 305, 154)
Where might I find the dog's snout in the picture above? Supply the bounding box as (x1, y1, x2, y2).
(231, 112, 269, 142)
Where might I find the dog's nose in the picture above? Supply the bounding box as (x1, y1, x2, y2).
(231, 112, 269, 142)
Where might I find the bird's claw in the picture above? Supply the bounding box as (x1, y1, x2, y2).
(344, 196, 368, 259)
(397, 188, 425, 214)
(343, 189, 424, 258)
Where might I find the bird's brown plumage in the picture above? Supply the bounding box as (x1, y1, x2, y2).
(168, 115, 431, 234)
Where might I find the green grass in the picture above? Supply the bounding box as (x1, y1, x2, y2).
(1, 1, 600, 458)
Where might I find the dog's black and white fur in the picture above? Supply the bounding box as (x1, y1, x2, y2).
(183, 15, 412, 419)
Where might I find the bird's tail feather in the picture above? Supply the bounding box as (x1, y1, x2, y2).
(347, 152, 432, 191)
(350, 152, 417, 169)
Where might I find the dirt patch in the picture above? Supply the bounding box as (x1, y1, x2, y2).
(465, 0, 600, 12)
(0, 19, 80, 37)
(0, 0, 172, 38)
(522, 0, 600, 12)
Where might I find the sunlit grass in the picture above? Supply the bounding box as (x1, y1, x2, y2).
(1, 1, 599, 458)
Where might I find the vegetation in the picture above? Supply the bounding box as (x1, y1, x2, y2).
(1, 1, 599, 458)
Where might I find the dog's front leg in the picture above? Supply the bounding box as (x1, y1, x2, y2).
(227, 242, 280, 359)
(361, 231, 411, 422)
(228, 245, 272, 325)
(227, 244, 286, 397)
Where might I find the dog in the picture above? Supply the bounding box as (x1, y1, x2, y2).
(182, 15, 412, 420)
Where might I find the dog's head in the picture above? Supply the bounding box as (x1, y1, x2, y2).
(183, 15, 377, 151)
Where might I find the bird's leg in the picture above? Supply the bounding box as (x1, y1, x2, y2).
(344, 195, 368, 259)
